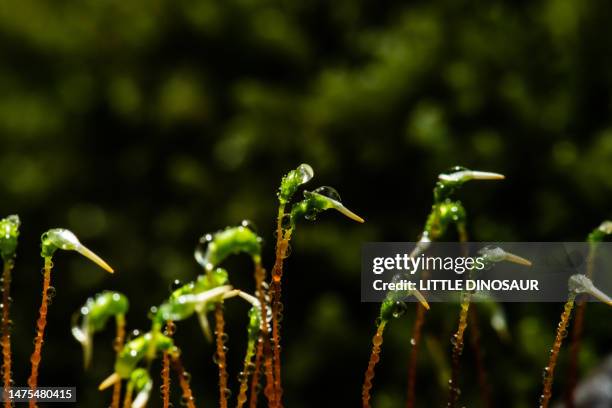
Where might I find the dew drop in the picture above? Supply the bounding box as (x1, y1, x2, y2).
(148, 306, 159, 319)
(297, 163, 314, 184)
(241, 219, 258, 234)
(46, 286, 56, 298)
(127, 329, 141, 342)
(169, 279, 183, 293)
(392, 301, 408, 318)
(313, 186, 341, 202)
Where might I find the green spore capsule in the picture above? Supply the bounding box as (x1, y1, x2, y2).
(587, 220, 612, 243)
(477, 246, 532, 268)
(72, 291, 129, 368)
(569, 274, 612, 305)
(290, 186, 364, 225)
(129, 368, 153, 408)
(379, 274, 429, 324)
(115, 332, 175, 379)
(154, 278, 231, 324)
(434, 166, 504, 203)
(0, 215, 20, 261)
(194, 223, 263, 271)
(278, 163, 314, 204)
(40, 228, 114, 273)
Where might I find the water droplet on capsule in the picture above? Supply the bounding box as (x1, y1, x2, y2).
(241, 219, 258, 233)
(313, 186, 341, 202)
(297, 164, 314, 184)
(392, 301, 408, 318)
(127, 329, 141, 341)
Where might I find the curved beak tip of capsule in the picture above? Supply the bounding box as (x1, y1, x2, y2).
(94, 257, 114, 273)
(77, 246, 114, 273)
(473, 172, 505, 181)
(505, 253, 532, 266)
(335, 204, 365, 223)
(98, 372, 120, 390)
(515, 258, 532, 267)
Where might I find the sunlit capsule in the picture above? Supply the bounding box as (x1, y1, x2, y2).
(478, 246, 532, 267)
(41, 228, 114, 272)
(438, 166, 505, 183)
(599, 221, 612, 234)
(0, 215, 20, 261)
(299, 186, 365, 223)
(568, 274, 612, 305)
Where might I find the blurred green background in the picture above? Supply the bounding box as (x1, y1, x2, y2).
(0, 0, 611, 407)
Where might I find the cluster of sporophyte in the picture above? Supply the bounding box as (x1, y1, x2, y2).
(75, 163, 363, 408)
(0, 164, 610, 408)
(361, 167, 612, 408)
(0, 218, 114, 408)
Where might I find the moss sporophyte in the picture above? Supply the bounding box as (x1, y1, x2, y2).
(1, 164, 611, 408)
(0, 215, 19, 408)
(402, 166, 504, 408)
(30, 228, 113, 408)
(90, 163, 363, 408)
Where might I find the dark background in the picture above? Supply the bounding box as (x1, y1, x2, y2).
(0, 1, 611, 407)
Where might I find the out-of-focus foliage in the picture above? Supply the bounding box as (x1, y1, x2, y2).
(0, 0, 611, 407)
